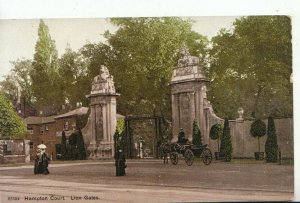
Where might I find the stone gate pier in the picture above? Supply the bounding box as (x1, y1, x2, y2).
(83, 65, 119, 159)
(170, 47, 293, 159)
(170, 47, 222, 144)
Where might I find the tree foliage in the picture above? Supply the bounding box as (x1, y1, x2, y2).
(11, 59, 34, 102)
(105, 17, 208, 117)
(61, 131, 67, 160)
(209, 16, 292, 119)
(192, 120, 202, 145)
(76, 130, 87, 160)
(265, 116, 278, 162)
(30, 20, 63, 114)
(58, 45, 90, 108)
(0, 59, 34, 111)
(250, 119, 266, 152)
(0, 93, 27, 139)
(209, 123, 223, 151)
(0, 74, 18, 102)
(116, 118, 125, 134)
(220, 118, 232, 161)
(64, 130, 87, 160)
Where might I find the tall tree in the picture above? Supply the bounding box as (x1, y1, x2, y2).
(209, 123, 223, 152)
(0, 93, 27, 139)
(76, 130, 87, 160)
(11, 59, 34, 102)
(30, 20, 63, 114)
(209, 16, 292, 119)
(0, 74, 18, 103)
(220, 118, 232, 161)
(250, 119, 266, 153)
(0, 60, 34, 111)
(105, 17, 208, 117)
(61, 131, 67, 160)
(58, 45, 90, 108)
(192, 120, 202, 145)
(265, 116, 278, 162)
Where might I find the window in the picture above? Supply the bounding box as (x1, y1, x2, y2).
(27, 127, 33, 134)
(64, 121, 69, 130)
(3, 144, 12, 155)
(45, 125, 49, 131)
(29, 142, 33, 149)
(40, 126, 44, 134)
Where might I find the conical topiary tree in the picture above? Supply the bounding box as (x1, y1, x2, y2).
(114, 131, 121, 157)
(250, 119, 266, 153)
(192, 120, 202, 146)
(61, 131, 67, 160)
(209, 123, 223, 152)
(114, 118, 125, 156)
(220, 118, 232, 161)
(265, 116, 278, 162)
(68, 132, 78, 160)
(76, 130, 87, 160)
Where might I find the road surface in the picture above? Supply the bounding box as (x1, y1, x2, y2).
(0, 159, 294, 202)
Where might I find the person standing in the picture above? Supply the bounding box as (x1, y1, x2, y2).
(34, 144, 50, 175)
(115, 149, 126, 176)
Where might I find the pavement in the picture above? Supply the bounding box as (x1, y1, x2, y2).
(0, 159, 294, 202)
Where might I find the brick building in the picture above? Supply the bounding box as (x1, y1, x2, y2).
(24, 107, 88, 160)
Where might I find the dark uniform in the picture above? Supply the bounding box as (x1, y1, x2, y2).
(115, 150, 126, 176)
(178, 128, 187, 144)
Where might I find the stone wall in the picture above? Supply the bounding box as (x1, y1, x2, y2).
(207, 118, 293, 159)
(0, 140, 30, 164)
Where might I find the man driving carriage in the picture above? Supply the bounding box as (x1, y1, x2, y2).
(161, 127, 213, 166)
(177, 128, 188, 144)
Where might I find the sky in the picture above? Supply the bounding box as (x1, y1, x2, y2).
(0, 17, 237, 79)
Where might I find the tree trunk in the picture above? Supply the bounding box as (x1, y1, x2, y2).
(252, 84, 265, 118)
(258, 136, 260, 152)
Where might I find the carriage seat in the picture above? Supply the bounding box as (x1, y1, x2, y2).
(191, 144, 207, 149)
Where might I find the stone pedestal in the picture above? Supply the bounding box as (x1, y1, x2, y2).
(23, 140, 30, 163)
(86, 65, 119, 159)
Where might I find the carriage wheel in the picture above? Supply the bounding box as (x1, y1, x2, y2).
(184, 149, 194, 166)
(170, 152, 178, 165)
(202, 148, 212, 165)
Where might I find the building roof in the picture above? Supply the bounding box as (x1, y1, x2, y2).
(24, 116, 56, 125)
(54, 107, 89, 119)
(24, 106, 125, 125)
(54, 107, 125, 119)
(117, 114, 125, 119)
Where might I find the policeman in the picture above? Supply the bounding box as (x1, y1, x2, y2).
(115, 149, 126, 176)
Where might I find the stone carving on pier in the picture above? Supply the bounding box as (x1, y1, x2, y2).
(91, 65, 116, 94)
(171, 46, 222, 144)
(82, 65, 119, 159)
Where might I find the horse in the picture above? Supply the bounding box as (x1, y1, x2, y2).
(160, 141, 172, 164)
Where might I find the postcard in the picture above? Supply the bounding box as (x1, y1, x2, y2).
(0, 0, 298, 202)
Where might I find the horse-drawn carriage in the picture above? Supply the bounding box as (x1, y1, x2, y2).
(160, 141, 212, 166)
